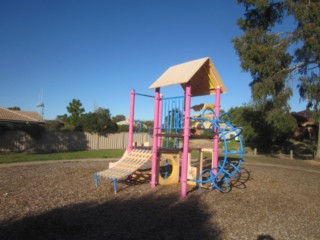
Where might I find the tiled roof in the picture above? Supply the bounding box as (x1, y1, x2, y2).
(0, 108, 44, 123)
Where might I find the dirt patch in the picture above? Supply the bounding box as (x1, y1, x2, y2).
(1, 160, 319, 239)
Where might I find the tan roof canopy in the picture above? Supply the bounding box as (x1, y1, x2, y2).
(149, 57, 226, 96)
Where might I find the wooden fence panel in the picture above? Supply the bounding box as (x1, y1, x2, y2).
(84, 132, 152, 150)
(0, 131, 153, 153)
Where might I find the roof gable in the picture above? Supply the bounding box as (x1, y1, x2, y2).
(149, 57, 227, 96)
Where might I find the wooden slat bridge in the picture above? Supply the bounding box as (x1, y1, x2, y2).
(94, 148, 152, 193)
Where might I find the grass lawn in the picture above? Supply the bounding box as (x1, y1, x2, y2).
(0, 149, 125, 164)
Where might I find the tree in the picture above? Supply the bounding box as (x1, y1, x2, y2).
(233, 0, 319, 150)
(112, 115, 126, 123)
(298, 73, 320, 158)
(229, 104, 294, 152)
(45, 120, 65, 132)
(142, 120, 154, 133)
(66, 99, 85, 130)
(82, 108, 118, 134)
(7, 107, 20, 110)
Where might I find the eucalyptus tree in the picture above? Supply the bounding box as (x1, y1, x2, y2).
(233, 0, 320, 154)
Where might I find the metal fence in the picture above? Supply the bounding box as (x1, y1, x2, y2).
(0, 130, 152, 153)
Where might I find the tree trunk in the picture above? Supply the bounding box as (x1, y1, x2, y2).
(317, 121, 320, 159)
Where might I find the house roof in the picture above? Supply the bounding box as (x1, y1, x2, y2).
(149, 57, 227, 96)
(291, 110, 314, 119)
(0, 108, 44, 124)
(291, 110, 316, 127)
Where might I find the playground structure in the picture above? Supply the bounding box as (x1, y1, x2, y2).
(94, 57, 244, 198)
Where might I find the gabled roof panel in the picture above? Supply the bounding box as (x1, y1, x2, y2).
(149, 57, 226, 96)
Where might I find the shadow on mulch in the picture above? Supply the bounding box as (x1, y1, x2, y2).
(186, 166, 252, 195)
(0, 193, 222, 240)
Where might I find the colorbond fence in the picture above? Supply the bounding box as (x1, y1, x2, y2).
(0, 131, 152, 153)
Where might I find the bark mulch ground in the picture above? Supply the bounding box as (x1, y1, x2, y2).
(0, 158, 320, 240)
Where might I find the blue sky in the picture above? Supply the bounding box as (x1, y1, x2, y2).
(0, 0, 306, 120)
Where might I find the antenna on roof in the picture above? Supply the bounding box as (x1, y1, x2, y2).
(36, 89, 45, 120)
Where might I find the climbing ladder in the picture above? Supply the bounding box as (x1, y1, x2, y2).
(94, 148, 152, 193)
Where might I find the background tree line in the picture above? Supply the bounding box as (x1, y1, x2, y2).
(45, 99, 153, 135)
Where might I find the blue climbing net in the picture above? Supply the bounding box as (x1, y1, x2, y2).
(191, 108, 245, 193)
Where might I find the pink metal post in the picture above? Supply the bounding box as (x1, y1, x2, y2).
(213, 86, 221, 174)
(157, 94, 163, 148)
(181, 82, 191, 198)
(128, 89, 135, 152)
(151, 88, 160, 188)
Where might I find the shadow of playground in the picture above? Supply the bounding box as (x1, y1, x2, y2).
(0, 193, 222, 240)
